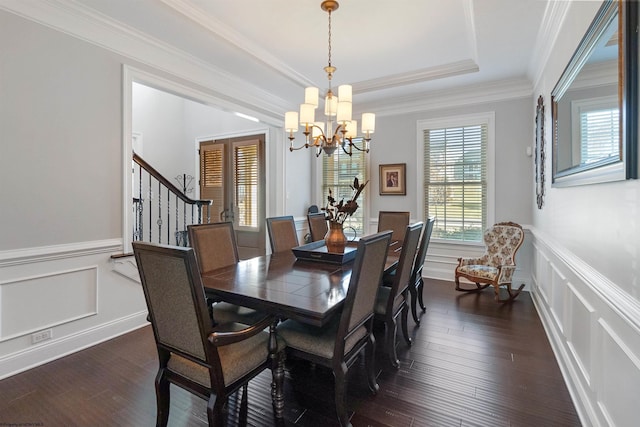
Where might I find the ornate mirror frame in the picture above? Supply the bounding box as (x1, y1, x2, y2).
(551, 0, 638, 187)
(535, 95, 545, 208)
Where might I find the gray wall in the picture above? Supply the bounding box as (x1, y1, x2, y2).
(534, 3, 640, 301)
(0, 10, 122, 251)
(368, 98, 533, 226)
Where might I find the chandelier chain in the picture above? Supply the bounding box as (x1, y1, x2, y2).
(327, 9, 332, 68)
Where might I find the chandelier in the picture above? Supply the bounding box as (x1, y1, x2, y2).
(285, 0, 375, 157)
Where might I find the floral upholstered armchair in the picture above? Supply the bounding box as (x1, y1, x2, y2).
(455, 221, 525, 302)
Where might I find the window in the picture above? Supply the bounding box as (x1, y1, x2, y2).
(322, 140, 368, 236)
(418, 113, 494, 243)
(571, 96, 619, 166)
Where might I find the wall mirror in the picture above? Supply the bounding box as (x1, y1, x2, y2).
(551, 0, 637, 186)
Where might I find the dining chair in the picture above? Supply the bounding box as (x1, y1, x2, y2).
(408, 217, 435, 325)
(455, 221, 526, 302)
(277, 230, 393, 427)
(132, 242, 285, 426)
(188, 222, 264, 325)
(266, 215, 299, 253)
(377, 211, 410, 243)
(374, 221, 423, 368)
(307, 212, 329, 242)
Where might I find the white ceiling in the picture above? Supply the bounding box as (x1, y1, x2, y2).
(2, 0, 561, 119)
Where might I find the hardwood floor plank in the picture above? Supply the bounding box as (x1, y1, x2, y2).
(0, 279, 580, 426)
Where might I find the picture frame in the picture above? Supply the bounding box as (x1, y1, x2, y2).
(379, 163, 406, 195)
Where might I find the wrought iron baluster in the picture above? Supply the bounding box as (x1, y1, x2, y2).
(148, 174, 152, 242)
(157, 180, 162, 244)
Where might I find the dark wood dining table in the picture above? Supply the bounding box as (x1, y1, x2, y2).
(200, 243, 400, 421)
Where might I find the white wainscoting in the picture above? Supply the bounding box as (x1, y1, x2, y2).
(0, 240, 149, 380)
(530, 228, 640, 427)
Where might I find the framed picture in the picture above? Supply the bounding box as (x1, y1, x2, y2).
(379, 163, 406, 195)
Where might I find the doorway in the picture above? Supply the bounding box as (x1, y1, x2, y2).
(200, 134, 266, 259)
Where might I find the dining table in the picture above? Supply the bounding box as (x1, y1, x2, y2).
(200, 241, 401, 421)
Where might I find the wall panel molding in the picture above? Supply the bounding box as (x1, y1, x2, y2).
(0, 266, 99, 341)
(0, 239, 148, 380)
(530, 227, 640, 427)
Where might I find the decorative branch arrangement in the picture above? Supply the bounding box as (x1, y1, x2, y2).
(323, 177, 368, 225)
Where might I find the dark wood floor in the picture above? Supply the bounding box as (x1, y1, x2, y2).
(0, 279, 580, 426)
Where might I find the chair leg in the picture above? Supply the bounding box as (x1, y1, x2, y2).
(155, 370, 170, 427)
(364, 333, 379, 394)
(207, 393, 225, 427)
(401, 302, 412, 347)
(409, 285, 421, 325)
(493, 283, 526, 303)
(239, 384, 248, 426)
(417, 277, 426, 311)
(455, 275, 491, 292)
(333, 362, 350, 427)
(385, 317, 400, 368)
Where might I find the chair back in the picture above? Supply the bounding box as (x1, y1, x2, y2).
(386, 222, 423, 314)
(336, 230, 392, 357)
(188, 222, 239, 274)
(266, 216, 299, 253)
(377, 211, 410, 242)
(133, 242, 212, 364)
(481, 221, 524, 267)
(307, 212, 329, 242)
(411, 217, 435, 283)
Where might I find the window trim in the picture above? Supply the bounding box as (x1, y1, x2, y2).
(416, 112, 495, 244)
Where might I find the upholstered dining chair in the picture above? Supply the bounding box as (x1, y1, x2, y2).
(266, 215, 299, 253)
(375, 222, 423, 368)
(277, 230, 393, 427)
(132, 242, 284, 427)
(454, 221, 525, 303)
(307, 212, 329, 242)
(188, 222, 264, 325)
(408, 217, 435, 325)
(377, 211, 410, 243)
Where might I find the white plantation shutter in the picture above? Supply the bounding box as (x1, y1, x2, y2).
(424, 124, 487, 242)
(234, 142, 259, 228)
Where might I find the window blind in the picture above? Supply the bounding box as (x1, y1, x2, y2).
(424, 124, 487, 242)
(322, 140, 367, 235)
(579, 108, 619, 165)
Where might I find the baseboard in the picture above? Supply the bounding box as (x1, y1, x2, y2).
(0, 311, 148, 380)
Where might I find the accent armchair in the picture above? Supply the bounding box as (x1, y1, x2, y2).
(454, 221, 525, 303)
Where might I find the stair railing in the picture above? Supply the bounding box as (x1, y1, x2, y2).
(132, 152, 211, 246)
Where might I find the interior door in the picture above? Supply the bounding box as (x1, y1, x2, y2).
(200, 134, 266, 259)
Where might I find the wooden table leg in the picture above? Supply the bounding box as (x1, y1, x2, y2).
(269, 320, 285, 421)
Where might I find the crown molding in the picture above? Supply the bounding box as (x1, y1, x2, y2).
(159, 0, 315, 89)
(352, 59, 479, 94)
(360, 78, 533, 117)
(0, 0, 290, 122)
(529, 0, 571, 90)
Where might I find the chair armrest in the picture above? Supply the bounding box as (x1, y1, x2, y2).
(496, 264, 516, 284)
(207, 315, 274, 347)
